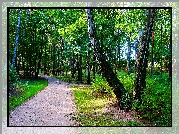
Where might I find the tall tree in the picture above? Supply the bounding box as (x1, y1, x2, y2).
(86, 3, 131, 110)
(126, 33, 131, 75)
(11, 9, 22, 67)
(134, 9, 156, 103)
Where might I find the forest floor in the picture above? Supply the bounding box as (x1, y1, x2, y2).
(8, 75, 80, 126)
(5, 75, 151, 127)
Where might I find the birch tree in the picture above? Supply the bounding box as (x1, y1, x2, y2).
(11, 9, 22, 67)
(134, 9, 156, 103)
(86, 2, 131, 110)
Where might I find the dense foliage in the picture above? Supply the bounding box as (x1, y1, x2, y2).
(90, 72, 171, 126)
(8, 5, 172, 127)
(9, 79, 48, 111)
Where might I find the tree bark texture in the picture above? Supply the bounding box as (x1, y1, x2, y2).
(11, 9, 22, 67)
(134, 9, 156, 103)
(86, 5, 131, 110)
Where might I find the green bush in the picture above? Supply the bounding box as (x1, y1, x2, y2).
(9, 79, 47, 111)
(134, 74, 171, 126)
(9, 66, 19, 88)
(79, 70, 171, 126)
(117, 72, 135, 96)
(91, 72, 135, 97)
(91, 74, 113, 95)
(9, 66, 29, 95)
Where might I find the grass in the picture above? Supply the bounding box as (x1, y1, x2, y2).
(72, 86, 144, 126)
(70, 71, 171, 126)
(51, 69, 171, 126)
(9, 79, 48, 111)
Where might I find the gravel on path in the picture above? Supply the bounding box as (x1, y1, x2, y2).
(8, 75, 79, 126)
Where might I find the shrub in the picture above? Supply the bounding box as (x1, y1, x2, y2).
(9, 66, 29, 96)
(9, 66, 19, 88)
(117, 72, 135, 97)
(91, 74, 113, 96)
(133, 74, 171, 126)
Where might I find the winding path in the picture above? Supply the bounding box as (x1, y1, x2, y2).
(8, 75, 79, 126)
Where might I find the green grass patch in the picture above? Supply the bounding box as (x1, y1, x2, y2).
(55, 70, 171, 126)
(72, 86, 144, 126)
(72, 71, 171, 126)
(9, 79, 48, 111)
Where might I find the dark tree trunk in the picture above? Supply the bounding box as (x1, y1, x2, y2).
(61, 40, 65, 76)
(93, 55, 96, 78)
(31, 27, 35, 78)
(43, 33, 46, 75)
(52, 44, 56, 76)
(86, 4, 131, 110)
(40, 30, 43, 74)
(150, 3, 157, 76)
(134, 9, 156, 103)
(77, 54, 79, 80)
(57, 45, 60, 76)
(37, 34, 43, 78)
(71, 61, 75, 78)
(150, 31, 154, 76)
(126, 36, 131, 75)
(71, 51, 75, 78)
(114, 48, 117, 73)
(117, 45, 121, 70)
(34, 52, 37, 79)
(160, 23, 163, 77)
(22, 53, 25, 78)
(34, 26, 38, 79)
(15, 49, 19, 75)
(134, 40, 139, 74)
(99, 55, 131, 110)
(77, 53, 82, 82)
(87, 51, 91, 84)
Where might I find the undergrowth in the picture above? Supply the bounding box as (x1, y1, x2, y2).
(72, 86, 143, 126)
(9, 79, 48, 111)
(71, 71, 171, 126)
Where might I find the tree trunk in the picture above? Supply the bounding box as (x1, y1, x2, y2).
(44, 41, 47, 74)
(150, 31, 154, 76)
(87, 51, 91, 84)
(93, 55, 96, 78)
(150, 3, 157, 76)
(127, 35, 131, 75)
(160, 24, 163, 77)
(77, 53, 82, 82)
(117, 45, 121, 70)
(86, 3, 131, 110)
(134, 9, 156, 103)
(57, 44, 60, 76)
(52, 44, 56, 76)
(134, 40, 139, 74)
(11, 9, 22, 67)
(71, 51, 75, 78)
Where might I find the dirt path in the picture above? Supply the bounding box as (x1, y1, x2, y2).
(8, 75, 79, 126)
